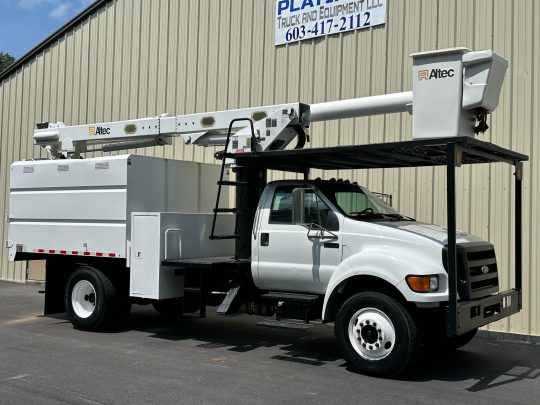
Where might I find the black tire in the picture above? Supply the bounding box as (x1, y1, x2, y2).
(335, 292, 420, 377)
(64, 266, 131, 331)
(152, 298, 183, 319)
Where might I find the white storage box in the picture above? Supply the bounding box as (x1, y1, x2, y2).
(130, 213, 235, 299)
(7, 155, 228, 261)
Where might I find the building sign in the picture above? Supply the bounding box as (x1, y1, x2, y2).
(275, 0, 386, 45)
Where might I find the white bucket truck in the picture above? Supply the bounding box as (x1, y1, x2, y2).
(6, 49, 527, 376)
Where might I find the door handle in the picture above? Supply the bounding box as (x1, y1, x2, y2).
(261, 233, 269, 246)
(323, 242, 340, 249)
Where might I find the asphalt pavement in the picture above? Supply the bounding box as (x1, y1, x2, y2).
(1, 280, 539, 405)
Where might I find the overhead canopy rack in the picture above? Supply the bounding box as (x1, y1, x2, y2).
(232, 136, 528, 172)
(233, 136, 528, 336)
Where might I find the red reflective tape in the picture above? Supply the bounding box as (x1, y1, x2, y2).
(96, 252, 103, 257)
(108, 253, 116, 258)
(60, 250, 67, 254)
(48, 250, 55, 254)
(71, 251, 78, 255)
(37, 249, 45, 253)
(83, 252, 91, 256)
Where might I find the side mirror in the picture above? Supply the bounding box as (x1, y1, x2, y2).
(292, 188, 306, 224)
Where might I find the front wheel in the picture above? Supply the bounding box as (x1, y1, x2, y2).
(335, 292, 420, 376)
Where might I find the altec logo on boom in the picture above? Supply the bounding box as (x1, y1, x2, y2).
(418, 68, 455, 80)
(89, 126, 111, 136)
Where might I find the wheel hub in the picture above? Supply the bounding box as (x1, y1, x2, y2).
(348, 307, 396, 360)
(84, 293, 95, 305)
(72, 280, 97, 319)
(360, 324, 379, 344)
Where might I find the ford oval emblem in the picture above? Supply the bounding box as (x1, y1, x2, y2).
(481, 265, 489, 274)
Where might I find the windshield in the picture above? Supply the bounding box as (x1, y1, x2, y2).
(316, 182, 409, 221)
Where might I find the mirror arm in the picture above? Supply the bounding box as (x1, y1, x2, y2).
(305, 223, 338, 239)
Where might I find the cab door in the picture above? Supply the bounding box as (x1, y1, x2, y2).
(254, 184, 343, 294)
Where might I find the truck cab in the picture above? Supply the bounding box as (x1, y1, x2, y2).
(251, 178, 506, 375)
(254, 179, 497, 314)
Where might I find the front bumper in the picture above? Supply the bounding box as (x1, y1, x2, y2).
(446, 288, 521, 336)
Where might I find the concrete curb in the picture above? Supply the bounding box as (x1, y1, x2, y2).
(478, 330, 540, 345)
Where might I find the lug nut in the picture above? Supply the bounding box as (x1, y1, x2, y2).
(369, 345, 373, 350)
(372, 322, 377, 327)
(356, 329, 360, 333)
(366, 320, 370, 325)
(362, 343, 366, 348)
(360, 323, 364, 327)
(377, 329, 382, 333)
(375, 343, 380, 348)
(379, 336, 383, 341)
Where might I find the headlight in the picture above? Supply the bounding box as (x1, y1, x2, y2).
(406, 275, 439, 293)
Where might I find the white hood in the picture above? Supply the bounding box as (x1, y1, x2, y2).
(379, 221, 482, 245)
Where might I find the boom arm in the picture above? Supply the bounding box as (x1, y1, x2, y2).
(34, 48, 507, 159)
(35, 103, 310, 158)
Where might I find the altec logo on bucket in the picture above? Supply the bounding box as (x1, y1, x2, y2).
(418, 68, 455, 80)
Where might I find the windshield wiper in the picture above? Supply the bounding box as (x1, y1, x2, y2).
(350, 212, 385, 220)
(382, 213, 415, 221)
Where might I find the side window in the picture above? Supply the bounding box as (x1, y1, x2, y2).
(304, 191, 331, 228)
(269, 187, 293, 224)
(269, 186, 334, 229)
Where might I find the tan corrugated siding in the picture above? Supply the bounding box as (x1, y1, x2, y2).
(0, 0, 537, 335)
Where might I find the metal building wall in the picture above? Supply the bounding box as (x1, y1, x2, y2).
(0, 0, 537, 336)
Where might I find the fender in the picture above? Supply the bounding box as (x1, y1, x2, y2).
(321, 246, 448, 321)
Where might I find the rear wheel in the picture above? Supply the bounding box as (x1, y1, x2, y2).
(65, 266, 131, 331)
(335, 292, 420, 376)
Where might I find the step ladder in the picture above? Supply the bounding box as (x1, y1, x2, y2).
(260, 291, 321, 324)
(210, 118, 258, 242)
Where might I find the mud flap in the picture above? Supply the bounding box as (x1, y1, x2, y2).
(44, 258, 70, 315)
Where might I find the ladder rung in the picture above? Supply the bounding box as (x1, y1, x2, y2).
(209, 235, 240, 240)
(214, 208, 236, 213)
(213, 208, 251, 214)
(218, 180, 249, 186)
(217, 180, 264, 188)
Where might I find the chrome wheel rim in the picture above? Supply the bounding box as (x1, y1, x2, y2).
(348, 307, 396, 360)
